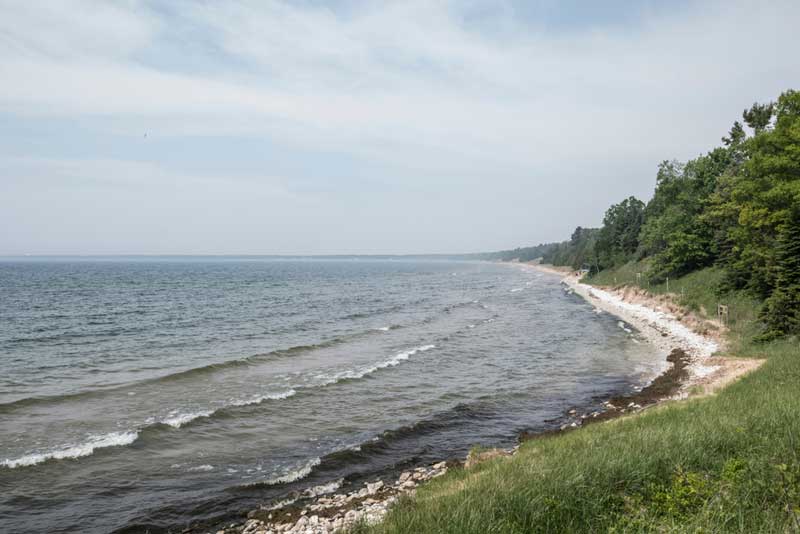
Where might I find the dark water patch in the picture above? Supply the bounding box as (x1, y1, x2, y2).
(0, 330, 383, 414)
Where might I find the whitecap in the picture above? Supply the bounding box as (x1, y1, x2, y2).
(264, 478, 343, 509)
(229, 390, 297, 407)
(162, 409, 214, 429)
(1, 431, 139, 469)
(262, 457, 321, 485)
(376, 326, 390, 332)
(188, 464, 214, 472)
(267, 496, 299, 510)
(305, 478, 343, 497)
(317, 344, 436, 386)
(162, 390, 296, 428)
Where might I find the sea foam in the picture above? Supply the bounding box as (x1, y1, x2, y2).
(187, 464, 215, 472)
(1, 431, 139, 469)
(318, 344, 436, 386)
(163, 390, 297, 428)
(162, 410, 215, 429)
(262, 457, 322, 485)
(229, 389, 297, 407)
(4, 390, 300, 469)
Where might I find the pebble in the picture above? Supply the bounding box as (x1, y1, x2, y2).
(218, 461, 450, 534)
(366, 480, 384, 494)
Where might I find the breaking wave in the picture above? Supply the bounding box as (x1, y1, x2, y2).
(2, 431, 139, 469)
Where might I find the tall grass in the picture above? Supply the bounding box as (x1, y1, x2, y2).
(359, 268, 800, 533)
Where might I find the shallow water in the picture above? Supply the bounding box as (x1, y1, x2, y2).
(0, 258, 659, 533)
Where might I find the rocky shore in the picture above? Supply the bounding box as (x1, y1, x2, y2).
(209, 461, 452, 534)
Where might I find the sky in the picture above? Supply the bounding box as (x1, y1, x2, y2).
(1, 0, 798, 255)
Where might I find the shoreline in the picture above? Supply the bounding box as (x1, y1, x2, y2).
(521, 263, 763, 398)
(205, 262, 763, 534)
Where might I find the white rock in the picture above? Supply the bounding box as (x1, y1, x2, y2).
(398, 471, 412, 483)
(366, 480, 384, 494)
(432, 461, 447, 470)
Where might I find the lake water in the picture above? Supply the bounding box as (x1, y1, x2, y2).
(0, 258, 661, 533)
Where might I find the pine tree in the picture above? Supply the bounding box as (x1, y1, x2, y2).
(759, 207, 800, 340)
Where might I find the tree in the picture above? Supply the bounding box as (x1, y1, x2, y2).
(759, 206, 800, 339)
(722, 121, 746, 147)
(742, 101, 775, 133)
(595, 197, 645, 269)
(541, 227, 600, 270)
(716, 90, 800, 298)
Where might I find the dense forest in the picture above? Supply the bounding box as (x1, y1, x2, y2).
(510, 89, 800, 340)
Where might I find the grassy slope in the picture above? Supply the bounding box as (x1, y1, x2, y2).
(359, 267, 800, 533)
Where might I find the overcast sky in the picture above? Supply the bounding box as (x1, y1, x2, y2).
(1, 0, 798, 255)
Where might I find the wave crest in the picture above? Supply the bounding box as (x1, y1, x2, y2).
(2, 431, 139, 469)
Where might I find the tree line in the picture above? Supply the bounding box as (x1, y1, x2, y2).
(516, 89, 799, 340)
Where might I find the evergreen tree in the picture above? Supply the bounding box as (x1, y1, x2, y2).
(759, 207, 800, 339)
(742, 101, 774, 133)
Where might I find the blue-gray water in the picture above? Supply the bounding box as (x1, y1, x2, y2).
(0, 258, 660, 533)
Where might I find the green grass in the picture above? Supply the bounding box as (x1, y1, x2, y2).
(357, 269, 800, 534)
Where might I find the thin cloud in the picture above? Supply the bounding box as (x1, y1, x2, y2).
(1, 0, 798, 254)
